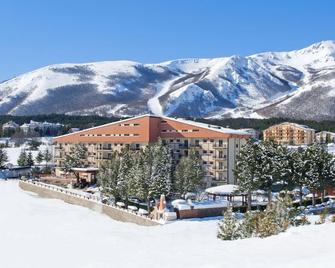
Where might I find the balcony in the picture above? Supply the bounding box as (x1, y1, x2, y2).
(96, 146, 113, 151)
(213, 143, 227, 149)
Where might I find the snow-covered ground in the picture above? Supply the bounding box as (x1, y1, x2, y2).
(4, 137, 53, 165)
(0, 181, 334, 268)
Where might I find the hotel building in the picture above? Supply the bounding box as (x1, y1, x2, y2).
(263, 122, 315, 145)
(53, 115, 250, 186)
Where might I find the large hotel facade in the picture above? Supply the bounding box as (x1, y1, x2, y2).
(54, 115, 250, 186)
(263, 122, 315, 146)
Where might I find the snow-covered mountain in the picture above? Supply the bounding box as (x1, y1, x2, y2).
(1, 40, 335, 120)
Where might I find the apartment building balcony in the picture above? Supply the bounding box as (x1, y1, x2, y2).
(189, 144, 201, 148)
(213, 155, 226, 160)
(211, 166, 228, 171)
(213, 144, 228, 149)
(96, 146, 113, 152)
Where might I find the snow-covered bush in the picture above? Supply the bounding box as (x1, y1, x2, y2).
(315, 208, 328, 225)
(217, 207, 242, 240)
(292, 215, 311, 226)
(257, 208, 281, 238)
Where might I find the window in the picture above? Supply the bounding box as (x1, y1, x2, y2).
(203, 139, 207, 142)
(203, 150, 207, 154)
(162, 130, 167, 132)
(219, 162, 224, 170)
(170, 139, 173, 143)
(195, 140, 200, 146)
(161, 120, 167, 123)
(133, 123, 140, 126)
(193, 129, 199, 132)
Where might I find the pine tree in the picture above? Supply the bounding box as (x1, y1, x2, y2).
(97, 151, 121, 204)
(35, 151, 44, 166)
(174, 148, 203, 197)
(258, 141, 288, 204)
(17, 151, 27, 166)
(235, 140, 263, 210)
(217, 207, 242, 240)
(149, 140, 172, 198)
(117, 147, 134, 206)
(306, 144, 335, 203)
(26, 151, 34, 167)
(132, 149, 151, 211)
(0, 147, 8, 168)
(63, 143, 88, 183)
(286, 147, 310, 205)
(131, 141, 173, 211)
(43, 149, 52, 169)
(240, 211, 257, 238)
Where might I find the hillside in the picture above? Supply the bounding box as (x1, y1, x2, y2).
(0, 41, 334, 120)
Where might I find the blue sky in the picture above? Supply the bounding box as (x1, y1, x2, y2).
(1, 0, 334, 81)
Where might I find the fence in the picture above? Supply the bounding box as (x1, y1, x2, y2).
(19, 180, 161, 226)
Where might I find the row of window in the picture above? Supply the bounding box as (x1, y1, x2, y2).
(161, 129, 199, 133)
(118, 123, 140, 127)
(80, 133, 140, 137)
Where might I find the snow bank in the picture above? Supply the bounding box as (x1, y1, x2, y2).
(1, 181, 335, 268)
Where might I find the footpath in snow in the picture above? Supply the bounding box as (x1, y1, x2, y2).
(0, 181, 334, 268)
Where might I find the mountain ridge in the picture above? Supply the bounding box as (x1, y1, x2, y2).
(1, 40, 335, 120)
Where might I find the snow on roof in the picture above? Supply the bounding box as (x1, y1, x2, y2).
(173, 200, 229, 210)
(275, 122, 315, 131)
(205, 184, 240, 195)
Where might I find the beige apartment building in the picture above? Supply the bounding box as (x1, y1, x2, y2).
(316, 131, 335, 143)
(263, 122, 315, 145)
(53, 115, 251, 186)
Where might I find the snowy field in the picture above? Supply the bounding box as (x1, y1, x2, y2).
(0, 181, 334, 268)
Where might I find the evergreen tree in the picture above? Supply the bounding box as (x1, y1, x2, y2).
(132, 141, 173, 211)
(63, 143, 87, 183)
(97, 151, 121, 204)
(174, 148, 204, 197)
(117, 147, 134, 206)
(286, 147, 310, 205)
(131, 149, 151, 211)
(35, 151, 44, 165)
(149, 140, 172, 198)
(235, 140, 263, 210)
(26, 151, 34, 167)
(17, 151, 27, 166)
(43, 149, 52, 168)
(306, 144, 335, 203)
(0, 147, 8, 168)
(258, 141, 287, 204)
(257, 208, 280, 238)
(217, 207, 242, 240)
